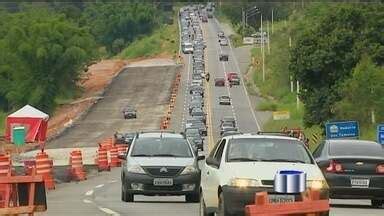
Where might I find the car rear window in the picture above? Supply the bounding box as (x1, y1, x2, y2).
(226, 138, 313, 164)
(131, 137, 192, 157)
(330, 141, 384, 157)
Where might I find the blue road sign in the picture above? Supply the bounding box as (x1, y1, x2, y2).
(377, 124, 384, 144)
(325, 121, 359, 139)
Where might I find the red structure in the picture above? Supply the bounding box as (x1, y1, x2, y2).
(4, 105, 49, 143)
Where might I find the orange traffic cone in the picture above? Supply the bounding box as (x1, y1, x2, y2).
(109, 145, 121, 168)
(36, 150, 55, 190)
(68, 150, 87, 181)
(96, 145, 110, 172)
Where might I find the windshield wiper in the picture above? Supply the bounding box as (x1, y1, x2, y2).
(131, 154, 152, 157)
(259, 159, 307, 163)
(152, 154, 183, 157)
(229, 157, 260, 162)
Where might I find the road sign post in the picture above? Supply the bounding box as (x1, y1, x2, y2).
(325, 121, 359, 139)
(377, 124, 384, 144)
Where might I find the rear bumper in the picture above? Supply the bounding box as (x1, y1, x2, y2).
(325, 173, 384, 199)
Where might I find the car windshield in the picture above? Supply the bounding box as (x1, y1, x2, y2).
(130, 137, 193, 157)
(226, 138, 313, 164)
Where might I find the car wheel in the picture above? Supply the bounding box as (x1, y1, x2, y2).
(186, 192, 200, 203)
(121, 182, 134, 202)
(217, 192, 232, 216)
(200, 193, 214, 216)
(371, 199, 383, 208)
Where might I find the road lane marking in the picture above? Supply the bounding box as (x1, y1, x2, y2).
(202, 23, 215, 152)
(83, 199, 93, 204)
(109, 180, 117, 183)
(98, 207, 120, 216)
(95, 184, 104, 189)
(181, 54, 192, 130)
(85, 190, 94, 196)
(214, 18, 262, 131)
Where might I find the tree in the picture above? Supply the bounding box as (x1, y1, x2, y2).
(0, 8, 96, 113)
(334, 57, 384, 125)
(81, 2, 161, 54)
(289, 5, 374, 126)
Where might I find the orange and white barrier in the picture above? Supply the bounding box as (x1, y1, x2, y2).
(35, 150, 55, 190)
(109, 145, 121, 168)
(68, 150, 86, 181)
(96, 145, 110, 172)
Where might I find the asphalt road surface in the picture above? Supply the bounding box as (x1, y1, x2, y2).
(42, 18, 383, 216)
(48, 64, 180, 149)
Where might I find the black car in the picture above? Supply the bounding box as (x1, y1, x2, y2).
(122, 106, 137, 119)
(120, 131, 204, 203)
(313, 139, 384, 207)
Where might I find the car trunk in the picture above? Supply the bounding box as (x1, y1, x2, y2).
(329, 156, 384, 175)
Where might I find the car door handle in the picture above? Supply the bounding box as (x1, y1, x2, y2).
(206, 171, 210, 175)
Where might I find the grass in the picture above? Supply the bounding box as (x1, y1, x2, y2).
(119, 19, 179, 59)
(0, 111, 6, 134)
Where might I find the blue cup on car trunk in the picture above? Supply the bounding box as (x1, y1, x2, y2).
(274, 170, 306, 193)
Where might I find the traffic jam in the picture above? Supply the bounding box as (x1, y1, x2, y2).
(117, 4, 384, 216)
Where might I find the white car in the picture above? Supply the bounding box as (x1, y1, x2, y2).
(200, 134, 329, 216)
(182, 42, 194, 54)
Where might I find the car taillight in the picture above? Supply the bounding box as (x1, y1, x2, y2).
(326, 160, 344, 173)
(376, 164, 384, 174)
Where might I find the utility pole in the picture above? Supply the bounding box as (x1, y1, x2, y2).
(271, 9, 274, 34)
(261, 13, 265, 82)
(290, 76, 294, 93)
(289, 36, 292, 47)
(267, 21, 270, 54)
(296, 81, 300, 110)
(242, 8, 245, 37)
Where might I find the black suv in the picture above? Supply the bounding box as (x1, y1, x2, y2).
(120, 131, 204, 203)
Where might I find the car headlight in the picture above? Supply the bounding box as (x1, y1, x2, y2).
(230, 178, 261, 188)
(127, 165, 145, 174)
(180, 165, 198, 175)
(307, 180, 328, 190)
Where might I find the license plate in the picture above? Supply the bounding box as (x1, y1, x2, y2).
(268, 194, 295, 204)
(153, 178, 173, 186)
(351, 178, 369, 188)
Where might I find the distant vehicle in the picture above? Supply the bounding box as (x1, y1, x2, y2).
(221, 131, 242, 137)
(220, 116, 236, 127)
(185, 128, 204, 150)
(226, 72, 240, 85)
(219, 53, 228, 61)
(122, 106, 137, 119)
(182, 42, 194, 54)
(313, 139, 384, 207)
(219, 38, 228, 46)
(207, 12, 213, 18)
(220, 125, 238, 136)
(191, 107, 206, 124)
(202, 15, 208, 22)
(187, 122, 207, 136)
(217, 31, 225, 38)
(219, 95, 231, 105)
(200, 134, 328, 215)
(214, 78, 226, 86)
(121, 131, 204, 203)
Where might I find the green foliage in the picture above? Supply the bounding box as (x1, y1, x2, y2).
(0, 8, 96, 113)
(119, 21, 178, 59)
(257, 101, 277, 111)
(81, 2, 162, 54)
(334, 57, 384, 125)
(289, 4, 384, 127)
(0, 111, 5, 134)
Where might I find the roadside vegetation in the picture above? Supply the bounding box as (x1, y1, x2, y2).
(0, 2, 174, 133)
(219, 2, 384, 148)
(119, 16, 179, 59)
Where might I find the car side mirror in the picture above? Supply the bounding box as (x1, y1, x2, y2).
(198, 155, 205, 161)
(117, 153, 127, 160)
(206, 157, 220, 168)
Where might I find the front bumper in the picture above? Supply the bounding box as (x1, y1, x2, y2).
(221, 186, 329, 215)
(325, 173, 384, 199)
(123, 172, 201, 196)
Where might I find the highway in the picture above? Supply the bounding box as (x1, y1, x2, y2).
(42, 17, 383, 216)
